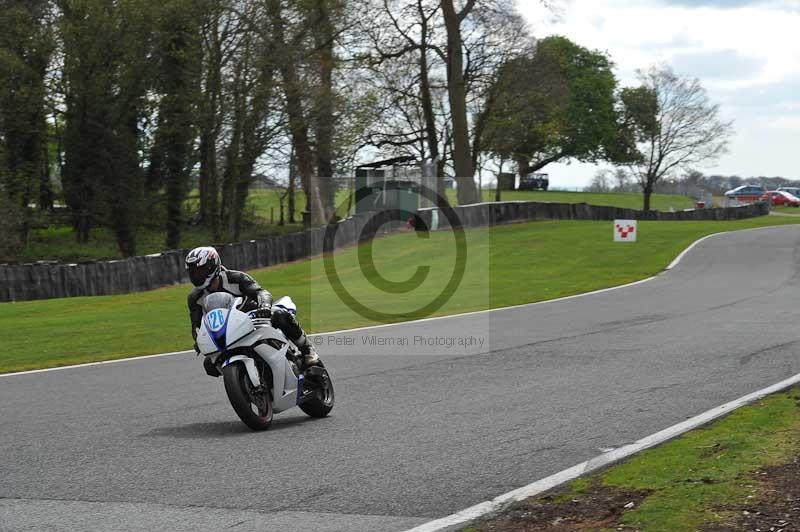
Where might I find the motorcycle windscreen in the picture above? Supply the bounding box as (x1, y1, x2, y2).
(204, 292, 234, 313)
(204, 293, 234, 351)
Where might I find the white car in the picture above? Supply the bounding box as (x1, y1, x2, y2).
(724, 185, 766, 203)
(777, 186, 800, 198)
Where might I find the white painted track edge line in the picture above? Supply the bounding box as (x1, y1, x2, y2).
(664, 224, 794, 271)
(664, 232, 724, 270)
(0, 350, 195, 378)
(0, 276, 657, 379)
(403, 371, 800, 532)
(2, 225, 778, 378)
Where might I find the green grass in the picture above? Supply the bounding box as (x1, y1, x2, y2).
(245, 188, 353, 222)
(482, 190, 695, 211)
(19, 223, 301, 263)
(233, 188, 694, 222)
(536, 388, 800, 531)
(246, 188, 694, 217)
(4, 215, 800, 373)
(772, 205, 800, 215)
(21, 190, 692, 262)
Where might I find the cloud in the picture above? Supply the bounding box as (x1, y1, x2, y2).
(720, 77, 800, 109)
(671, 49, 764, 81)
(658, 0, 798, 9)
(516, 0, 800, 181)
(659, 0, 766, 7)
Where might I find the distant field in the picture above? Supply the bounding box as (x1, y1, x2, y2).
(19, 222, 300, 263)
(246, 188, 695, 215)
(245, 188, 352, 222)
(20, 189, 693, 262)
(245, 188, 694, 218)
(480, 190, 694, 211)
(4, 214, 800, 373)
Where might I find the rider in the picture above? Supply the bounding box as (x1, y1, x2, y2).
(185, 246, 319, 377)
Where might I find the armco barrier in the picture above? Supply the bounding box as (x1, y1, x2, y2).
(0, 201, 769, 302)
(0, 209, 399, 302)
(415, 201, 769, 229)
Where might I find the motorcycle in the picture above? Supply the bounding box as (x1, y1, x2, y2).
(196, 292, 334, 430)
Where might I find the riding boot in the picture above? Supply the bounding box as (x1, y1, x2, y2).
(271, 306, 319, 367)
(295, 334, 320, 367)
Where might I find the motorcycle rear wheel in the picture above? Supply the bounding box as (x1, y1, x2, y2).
(223, 362, 273, 431)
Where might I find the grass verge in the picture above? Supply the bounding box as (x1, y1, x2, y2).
(4, 215, 800, 373)
(463, 387, 800, 531)
(21, 191, 692, 262)
(247, 189, 695, 218)
(482, 190, 694, 211)
(772, 205, 800, 215)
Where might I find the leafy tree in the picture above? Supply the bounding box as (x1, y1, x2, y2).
(147, 0, 203, 249)
(623, 65, 734, 211)
(0, 0, 54, 245)
(0, 186, 23, 261)
(59, 0, 154, 255)
(480, 36, 624, 179)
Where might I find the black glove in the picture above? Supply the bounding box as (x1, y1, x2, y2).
(252, 306, 271, 319)
(193, 342, 200, 355)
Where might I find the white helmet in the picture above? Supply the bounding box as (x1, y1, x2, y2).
(185, 246, 221, 289)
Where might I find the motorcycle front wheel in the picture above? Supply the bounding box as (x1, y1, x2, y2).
(300, 367, 334, 418)
(223, 362, 273, 431)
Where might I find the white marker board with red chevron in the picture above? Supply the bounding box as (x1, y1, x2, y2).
(614, 220, 637, 242)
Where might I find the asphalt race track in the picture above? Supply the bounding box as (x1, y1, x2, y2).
(4, 225, 800, 531)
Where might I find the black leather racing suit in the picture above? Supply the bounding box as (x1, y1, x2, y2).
(188, 268, 310, 371)
(188, 267, 272, 340)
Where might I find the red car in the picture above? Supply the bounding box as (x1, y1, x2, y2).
(761, 190, 800, 207)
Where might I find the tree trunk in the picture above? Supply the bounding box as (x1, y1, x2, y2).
(145, 137, 164, 193)
(516, 155, 530, 179)
(39, 130, 53, 211)
(199, 131, 220, 237)
(495, 156, 505, 202)
(312, 0, 336, 221)
(160, 6, 199, 250)
(221, 129, 241, 236)
(416, 6, 447, 208)
(643, 184, 653, 212)
(441, 0, 479, 205)
(107, 99, 143, 257)
(199, 3, 223, 237)
(268, 0, 325, 226)
(288, 145, 296, 223)
(165, 174, 184, 249)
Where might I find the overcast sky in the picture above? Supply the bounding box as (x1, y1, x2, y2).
(515, 0, 800, 189)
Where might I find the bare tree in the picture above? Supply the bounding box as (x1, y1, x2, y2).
(585, 169, 611, 193)
(612, 168, 634, 192)
(360, 0, 448, 203)
(624, 65, 734, 211)
(363, 0, 530, 205)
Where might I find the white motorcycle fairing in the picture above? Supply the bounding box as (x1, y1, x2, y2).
(197, 295, 304, 414)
